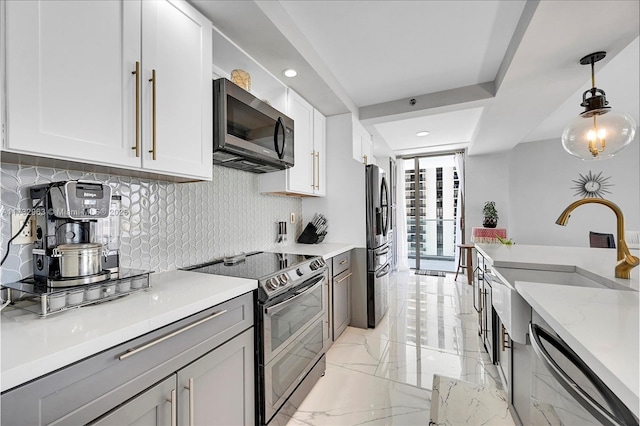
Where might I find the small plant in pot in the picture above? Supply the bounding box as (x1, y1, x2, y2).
(482, 201, 498, 228)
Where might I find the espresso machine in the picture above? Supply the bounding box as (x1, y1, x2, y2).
(30, 181, 120, 287)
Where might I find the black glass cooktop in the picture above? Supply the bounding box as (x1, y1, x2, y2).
(183, 252, 313, 280)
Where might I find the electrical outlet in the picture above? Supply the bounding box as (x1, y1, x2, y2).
(290, 212, 295, 223)
(11, 213, 35, 244)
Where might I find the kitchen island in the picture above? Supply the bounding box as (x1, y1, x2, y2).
(474, 243, 639, 421)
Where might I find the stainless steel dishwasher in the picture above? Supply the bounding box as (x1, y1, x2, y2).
(529, 316, 638, 426)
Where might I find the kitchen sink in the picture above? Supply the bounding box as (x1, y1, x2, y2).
(495, 268, 606, 289)
(490, 267, 633, 345)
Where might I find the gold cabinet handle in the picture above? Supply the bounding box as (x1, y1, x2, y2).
(185, 377, 195, 426)
(149, 69, 157, 160)
(131, 61, 140, 157)
(315, 151, 320, 190)
(501, 324, 511, 351)
(336, 272, 353, 284)
(310, 151, 315, 188)
(166, 389, 176, 426)
(118, 310, 227, 360)
(339, 259, 347, 265)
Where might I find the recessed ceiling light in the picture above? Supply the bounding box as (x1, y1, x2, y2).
(283, 68, 298, 78)
(416, 131, 430, 137)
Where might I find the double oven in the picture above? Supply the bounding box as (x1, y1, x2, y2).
(185, 252, 328, 425)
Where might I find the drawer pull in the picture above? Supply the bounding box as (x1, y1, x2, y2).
(131, 61, 141, 157)
(166, 389, 176, 426)
(148, 69, 157, 160)
(119, 310, 228, 360)
(339, 259, 347, 265)
(185, 377, 195, 426)
(335, 272, 353, 284)
(501, 324, 511, 351)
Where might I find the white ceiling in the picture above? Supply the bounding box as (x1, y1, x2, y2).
(191, 0, 640, 158)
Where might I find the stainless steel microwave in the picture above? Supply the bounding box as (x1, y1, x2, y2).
(213, 78, 294, 173)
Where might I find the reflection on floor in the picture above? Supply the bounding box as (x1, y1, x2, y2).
(285, 271, 503, 426)
(409, 259, 456, 272)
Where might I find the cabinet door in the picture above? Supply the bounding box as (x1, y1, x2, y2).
(313, 109, 327, 196)
(177, 328, 254, 426)
(333, 268, 351, 340)
(286, 90, 314, 194)
(495, 317, 511, 391)
(4, 0, 141, 168)
(140, 0, 212, 179)
(90, 376, 175, 426)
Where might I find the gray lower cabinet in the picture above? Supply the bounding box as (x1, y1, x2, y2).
(177, 328, 254, 426)
(511, 340, 531, 426)
(332, 268, 351, 339)
(495, 315, 511, 391)
(91, 376, 175, 426)
(331, 250, 352, 341)
(1, 293, 254, 426)
(92, 328, 254, 426)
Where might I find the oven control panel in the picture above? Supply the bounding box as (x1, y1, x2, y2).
(259, 257, 327, 299)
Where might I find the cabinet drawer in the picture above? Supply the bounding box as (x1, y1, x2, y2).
(1, 292, 253, 426)
(332, 251, 351, 276)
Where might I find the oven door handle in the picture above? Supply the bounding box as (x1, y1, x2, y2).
(265, 277, 324, 315)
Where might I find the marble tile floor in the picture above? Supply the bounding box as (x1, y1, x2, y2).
(284, 271, 503, 426)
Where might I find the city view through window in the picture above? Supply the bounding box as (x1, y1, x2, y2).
(404, 155, 459, 272)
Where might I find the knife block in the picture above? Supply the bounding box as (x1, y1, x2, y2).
(297, 223, 323, 244)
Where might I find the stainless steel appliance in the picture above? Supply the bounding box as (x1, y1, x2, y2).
(30, 181, 119, 287)
(529, 316, 638, 426)
(366, 164, 392, 327)
(213, 78, 294, 173)
(184, 252, 328, 425)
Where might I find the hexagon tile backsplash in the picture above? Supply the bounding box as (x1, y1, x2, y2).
(0, 164, 302, 283)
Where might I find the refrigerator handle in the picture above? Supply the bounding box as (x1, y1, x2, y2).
(381, 177, 389, 237)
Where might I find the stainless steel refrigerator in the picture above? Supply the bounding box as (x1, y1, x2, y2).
(365, 164, 392, 327)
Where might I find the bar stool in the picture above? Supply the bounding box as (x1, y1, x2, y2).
(454, 244, 475, 285)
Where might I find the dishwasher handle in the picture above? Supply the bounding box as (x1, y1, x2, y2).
(529, 323, 638, 426)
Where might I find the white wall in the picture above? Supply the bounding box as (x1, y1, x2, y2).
(465, 151, 511, 244)
(466, 132, 639, 248)
(508, 135, 639, 247)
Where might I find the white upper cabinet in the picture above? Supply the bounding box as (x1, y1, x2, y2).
(139, 0, 212, 179)
(313, 109, 327, 196)
(3, 0, 212, 181)
(259, 89, 326, 197)
(352, 120, 373, 165)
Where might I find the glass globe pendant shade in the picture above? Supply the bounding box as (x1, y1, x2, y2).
(561, 110, 637, 161)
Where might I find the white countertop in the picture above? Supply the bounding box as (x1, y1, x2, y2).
(475, 244, 639, 291)
(272, 242, 356, 260)
(0, 270, 257, 392)
(516, 283, 639, 417)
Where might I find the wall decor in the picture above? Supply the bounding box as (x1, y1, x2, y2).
(571, 170, 613, 198)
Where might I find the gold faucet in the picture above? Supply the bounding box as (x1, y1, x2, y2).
(556, 198, 639, 279)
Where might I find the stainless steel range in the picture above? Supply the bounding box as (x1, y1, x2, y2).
(184, 251, 328, 425)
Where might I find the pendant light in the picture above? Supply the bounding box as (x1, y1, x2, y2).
(561, 51, 636, 161)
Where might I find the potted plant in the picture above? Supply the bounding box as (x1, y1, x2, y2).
(482, 201, 498, 228)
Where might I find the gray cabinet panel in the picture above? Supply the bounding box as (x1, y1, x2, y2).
(178, 328, 255, 426)
(511, 340, 531, 425)
(332, 251, 351, 276)
(90, 376, 175, 426)
(1, 293, 253, 425)
(333, 268, 351, 340)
